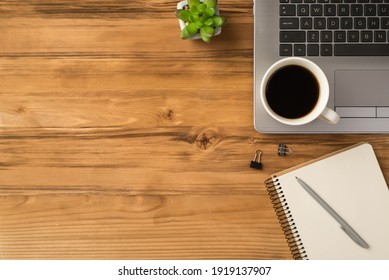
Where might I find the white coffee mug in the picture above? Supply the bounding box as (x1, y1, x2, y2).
(260, 57, 340, 126)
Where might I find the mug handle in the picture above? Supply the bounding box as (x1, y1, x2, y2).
(319, 107, 340, 124)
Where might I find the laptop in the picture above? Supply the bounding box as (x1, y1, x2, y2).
(254, 0, 389, 133)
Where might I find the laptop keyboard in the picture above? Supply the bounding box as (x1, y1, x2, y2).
(279, 0, 389, 56)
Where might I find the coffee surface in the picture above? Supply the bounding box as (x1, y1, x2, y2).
(265, 65, 319, 119)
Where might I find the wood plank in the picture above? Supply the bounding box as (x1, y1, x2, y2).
(0, 193, 288, 259)
(0, 56, 253, 128)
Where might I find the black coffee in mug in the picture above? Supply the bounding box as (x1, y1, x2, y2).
(265, 65, 319, 119)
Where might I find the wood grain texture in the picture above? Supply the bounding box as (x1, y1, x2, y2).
(1, 0, 389, 260)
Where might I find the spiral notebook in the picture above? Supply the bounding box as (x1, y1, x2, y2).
(265, 143, 389, 260)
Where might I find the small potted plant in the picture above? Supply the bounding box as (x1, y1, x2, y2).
(176, 0, 226, 43)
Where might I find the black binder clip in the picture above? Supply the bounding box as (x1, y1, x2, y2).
(278, 144, 293, 156)
(250, 150, 263, 170)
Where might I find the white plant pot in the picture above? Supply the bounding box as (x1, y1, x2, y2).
(177, 0, 222, 40)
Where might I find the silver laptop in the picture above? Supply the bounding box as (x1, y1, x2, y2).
(254, 0, 389, 133)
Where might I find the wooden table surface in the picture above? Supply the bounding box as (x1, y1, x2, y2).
(1, 0, 389, 260)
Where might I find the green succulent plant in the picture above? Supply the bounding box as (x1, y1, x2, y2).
(176, 0, 226, 43)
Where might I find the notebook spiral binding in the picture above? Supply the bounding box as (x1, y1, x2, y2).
(265, 176, 308, 260)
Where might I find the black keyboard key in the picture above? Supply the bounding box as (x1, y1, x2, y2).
(378, 4, 389, 16)
(314, 17, 327, 29)
(280, 5, 296, 16)
(311, 5, 323, 16)
(308, 31, 320, 42)
(280, 44, 293, 56)
(361, 31, 373, 42)
(280, 31, 306, 42)
(334, 31, 346, 42)
(324, 4, 337, 16)
(294, 44, 306, 56)
(321, 44, 333, 56)
(334, 44, 389, 55)
(338, 5, 350, 16)
(321, 31, 333, 42)
(375, 31, 387, 42)
(297, 4, 310, 16)
(381, 17, 389, 28)
(365, 5, 376, 16)
(280, 18, 300, 29)
(328, 17, 340, 28)
(307, 44, 320, 56)
(301, 18, 313, 29)
(351, 4, 363, 16)
(368, 17, 380, 29)
(341, 17, 353, 29)
(347, 31, 360, 42)
(355, 17, 366, 29)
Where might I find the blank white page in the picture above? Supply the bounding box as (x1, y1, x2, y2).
(276, 143, 389, 259)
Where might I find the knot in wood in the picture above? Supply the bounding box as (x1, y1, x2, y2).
(195, 132, 216, 150)
(16, 106, 26, 114)
(161, 108, 175, 121)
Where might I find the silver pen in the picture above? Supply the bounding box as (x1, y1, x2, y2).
(295, 177, 369, 249)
